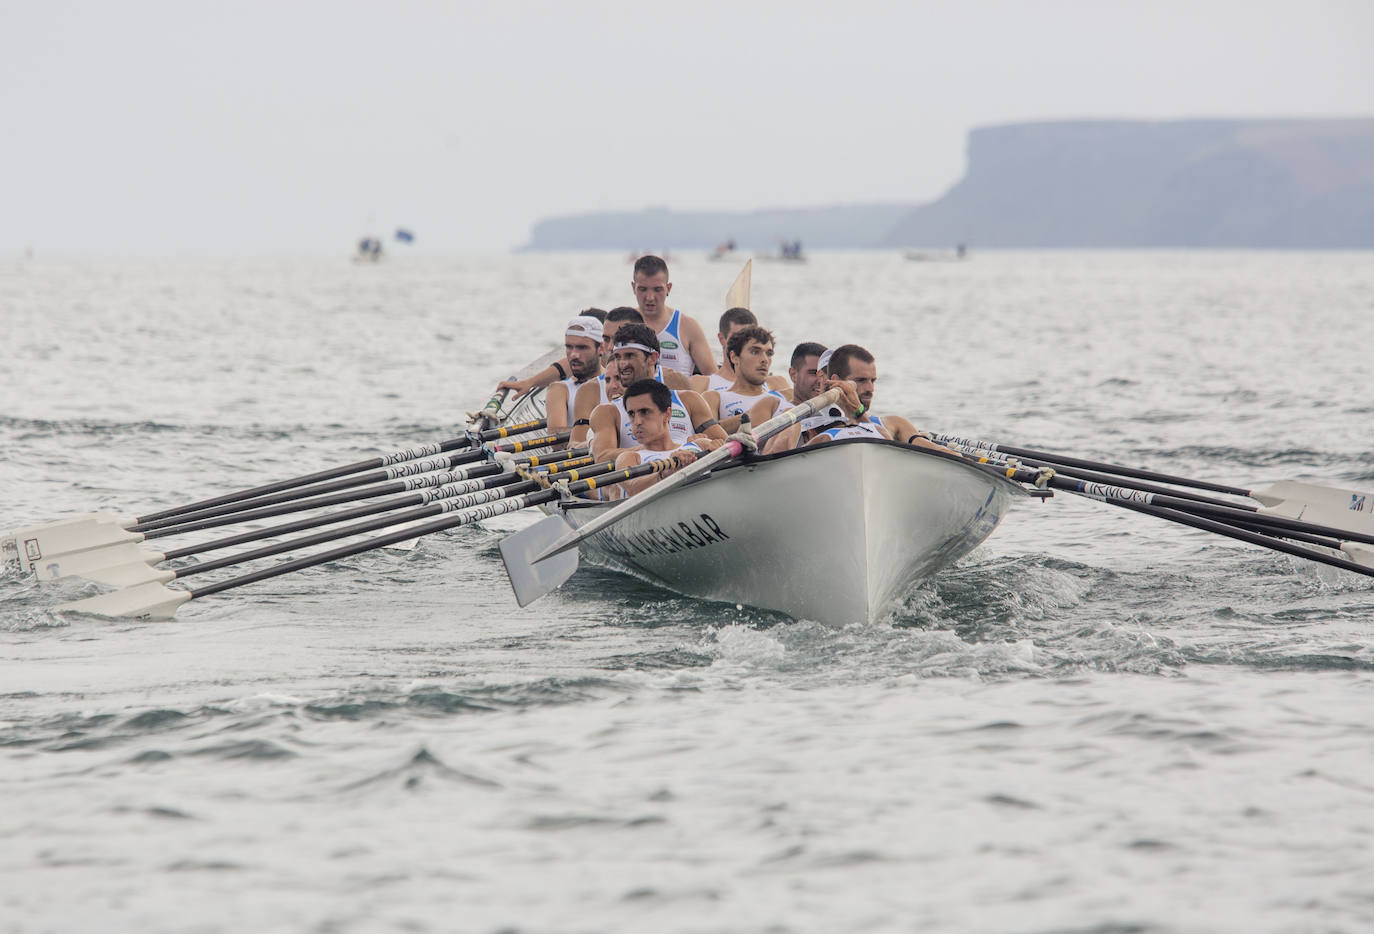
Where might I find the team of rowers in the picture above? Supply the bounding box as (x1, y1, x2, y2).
(494, 254, 950, 494)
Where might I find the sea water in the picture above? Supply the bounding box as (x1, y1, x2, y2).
(2, 250, 1372, 933)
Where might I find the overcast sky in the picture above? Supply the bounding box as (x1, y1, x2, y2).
(3, 0, 1371, 254)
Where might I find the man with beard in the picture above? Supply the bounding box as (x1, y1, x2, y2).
(745, 341, 826, 427)
(587, 324, 725, 462)
(544, 315, 604, 437)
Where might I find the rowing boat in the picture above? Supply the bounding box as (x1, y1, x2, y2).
(529, 436, 1026, 625)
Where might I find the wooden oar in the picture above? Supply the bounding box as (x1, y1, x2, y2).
(33, 450, 596, 586)
(7, 430, 571, 574)
(58, 459, 675, 620)
(57, 458, 620, 591)
(500, 386, 847, 607)
(3, 344, 569, 576)
(1, 421, 552, 576)
(932, 432, 1374, 539)
(126, 428, 569, 534)
(992, 462, 1374, 577)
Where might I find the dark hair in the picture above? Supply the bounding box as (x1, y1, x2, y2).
(632, 255, 669, 279)
(613, 323, 660, 353)
(606, 306, 644, 325)
(579, 307, 607, 322)
(718, 307, 757, 335)
(622, 378, 671, 412)
(726, 325, 774, 368)
(826, 343, 875, 380)
(791, 341, 826, 370)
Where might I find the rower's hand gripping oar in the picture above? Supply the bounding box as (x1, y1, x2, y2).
(498, 386, 846, 607)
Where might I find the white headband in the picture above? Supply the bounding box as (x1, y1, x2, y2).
(565, 315, 604, 344)
(613, 341, 657, 355)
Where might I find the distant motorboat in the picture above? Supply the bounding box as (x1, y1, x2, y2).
(353, 236, 384, 263)
(904, 244, 968, 262)
(757, 239, 806, 263)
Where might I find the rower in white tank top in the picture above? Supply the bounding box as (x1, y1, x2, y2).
(655, 310, 693, 377)
(635, 439, 703, 465)
(615, 389, 694, 446)
(714, 385, 776, 420)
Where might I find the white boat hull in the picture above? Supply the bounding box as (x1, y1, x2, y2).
(548, 439, 1024, 624)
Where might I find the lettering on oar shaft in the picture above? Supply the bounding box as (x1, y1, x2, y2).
(594, 514, 730, 558)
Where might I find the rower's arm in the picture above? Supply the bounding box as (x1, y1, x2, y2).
(746, 395, 781, 429)
(683, 392, 728, 441)
(763, 423, 801, 454)
(570, 381, 600, 447)
(589, 403, 626, 463)
(661, 369, 694, 392)
(880, 414, 919, 445)
(680, 316, 718, 376)
(545, 383, 571, 432)
(497, 358, 570, 394)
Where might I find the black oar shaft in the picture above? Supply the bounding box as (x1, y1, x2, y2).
(160, 471, 529, 560)
(174, 480, 546, 578)
(130, 429, 570, 533)
(1058, 477, 1374, 548)
(142, 463, 508, 539)
(133, 419, 546, 524)
(932, 434, 1252, 498)
(185, 460, 660, 601)
(1098, 498, 1374, 580)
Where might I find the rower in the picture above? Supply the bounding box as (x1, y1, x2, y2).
(704, 325, 788, 431)
(566, 307, 643, 447)
(630, 254, 716, 378)
(760, 344, 891, 451)
(544, 315, 604, 441)
(588, 325, 726, 462)
(745, 340, 826, 425)
(690, 307, 791, 395)
(823, 343, 945, 449)
(598, 306, 642, 366)
(613, 379, 725, 497)
(495, 307, 607, 396)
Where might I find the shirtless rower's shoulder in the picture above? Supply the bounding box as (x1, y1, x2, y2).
(630, 255, 716, 379)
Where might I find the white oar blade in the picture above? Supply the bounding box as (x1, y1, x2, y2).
(4, 518, 143, 576)
(58, 581, 192, 620)
(1255, 481, 1374, 536)
(1341, 542, 1374, 570)
(500, 514, 580, 607)
(31, 541, 165, 583)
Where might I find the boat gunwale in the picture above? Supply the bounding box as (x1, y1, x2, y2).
(555, 435, 1029, 511)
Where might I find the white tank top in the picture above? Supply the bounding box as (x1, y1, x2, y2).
(705, 371, 732, 392)
(655, 309, 694, 377)
(816, 422, 887, 442)
(635, 440, 703, 464)
(615, 390, 694, 447)
(713, 385, 771, 420)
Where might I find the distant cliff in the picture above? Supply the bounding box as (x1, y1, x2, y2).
(521, 119, 1374, 250)
(519, 204, 915, 251)
(886, 118, 1374, 248)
